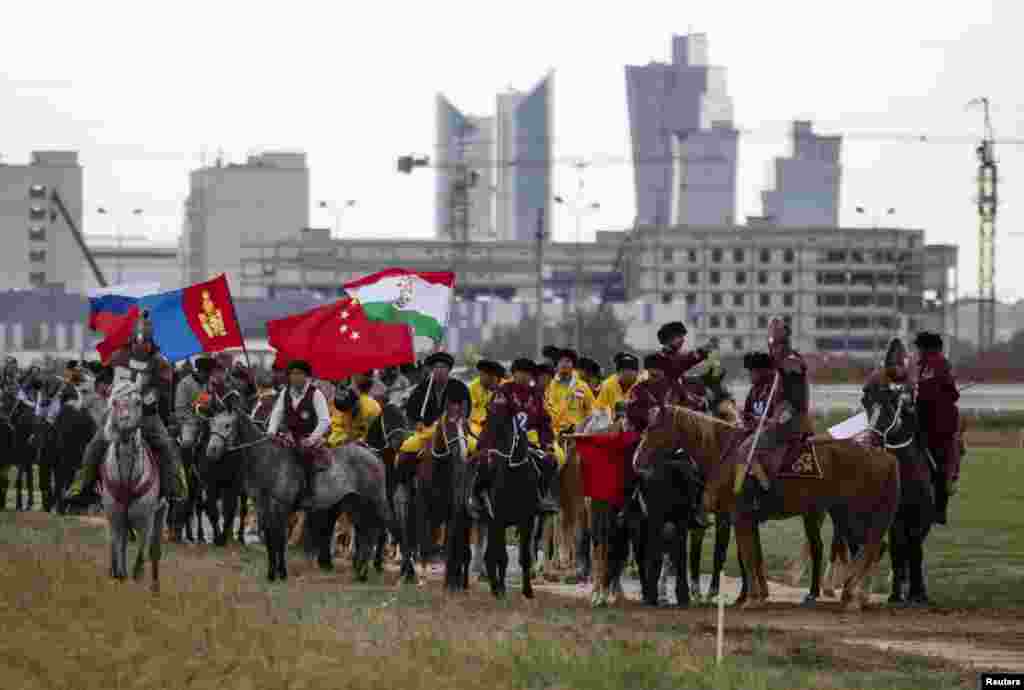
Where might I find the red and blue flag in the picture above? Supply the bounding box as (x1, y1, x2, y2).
(96, 275, 244, 362)
(87, 283, 160, 336)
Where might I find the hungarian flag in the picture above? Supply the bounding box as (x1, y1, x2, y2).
(267, 298, 415, 381)
(96, 274, 244, 363)
(574, 431, 642, 507)
(343, 269, 454, 342)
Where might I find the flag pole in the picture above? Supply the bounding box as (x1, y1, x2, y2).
(222, 275, 253, 371)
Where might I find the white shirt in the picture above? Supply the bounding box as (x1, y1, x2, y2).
(266, 381, 330, 442)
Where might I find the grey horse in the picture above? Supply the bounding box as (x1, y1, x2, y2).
(101, 383, 168, 593)
(205, 401, 393, 582)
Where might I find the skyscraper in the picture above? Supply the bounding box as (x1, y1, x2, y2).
(758, 121, 842, 227)
(626, 34, 737, 227)
(436, 72, 552, 243)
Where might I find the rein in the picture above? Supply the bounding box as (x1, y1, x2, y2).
(868, 392, 914, 450)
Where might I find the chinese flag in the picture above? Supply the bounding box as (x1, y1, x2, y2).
(574, 431, 642, 507)
(267, 298, 415, 381)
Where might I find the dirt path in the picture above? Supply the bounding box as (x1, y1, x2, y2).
(534, 571, 1024, 672)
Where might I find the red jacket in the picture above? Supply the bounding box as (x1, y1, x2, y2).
(916, 351, 959, 441)
(624, 376, 671, 432)
(741, 376, 779, 429)
(661, 349, 707, 402)
(495, 381, 553, 447)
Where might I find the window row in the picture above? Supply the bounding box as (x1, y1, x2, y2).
(817, 249, 914, 264)
(660, 248, 796, 265)
(704, 314, 793, 330)
(663, 270, 794, 286)
(816, 271, 907, 287)
(661, 292, 797, 307)
(815, 315, 899, 330)
(815, 293, 897, 307)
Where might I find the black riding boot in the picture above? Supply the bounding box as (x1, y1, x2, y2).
(295, 463, 321, 509)
(537, 460, 560, 514)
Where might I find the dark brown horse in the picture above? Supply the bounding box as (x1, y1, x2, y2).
(636, 405, 900, 611)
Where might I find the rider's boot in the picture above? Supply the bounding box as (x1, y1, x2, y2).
(537, 460, 560, 513)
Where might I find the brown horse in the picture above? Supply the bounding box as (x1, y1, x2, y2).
(636, 405, 900, 611)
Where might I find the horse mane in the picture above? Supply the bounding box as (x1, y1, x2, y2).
(669, 405, 736, 460)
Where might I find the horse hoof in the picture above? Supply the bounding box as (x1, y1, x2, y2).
(523, 588, 535, 600)
(801, 594, 817, 608)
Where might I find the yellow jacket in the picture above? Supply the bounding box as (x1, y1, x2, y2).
(545, 374, 595, 434)
(468, 377, 493, 431)
(327, 394, 382, 447)
(594, 373, 635, 413)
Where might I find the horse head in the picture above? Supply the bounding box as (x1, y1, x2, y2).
(635, 405, 737, 477)
(367, 403, 412, 454)
(866, 382, 916, 450)
(205, 390, 247, 462)
(108, 383, 144, 439)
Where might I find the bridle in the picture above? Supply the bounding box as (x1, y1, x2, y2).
(431, 413, 468, 460)
(868, 387, 914, 450)
(207, 409, 276, 455)
(485, 408, 543, 476)
(367, 405, 411, 454)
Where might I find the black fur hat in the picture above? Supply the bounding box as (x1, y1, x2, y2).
(613, 352, 640, 371)
(657, 321, 687, 345)
(913, 331, 943, 351)
(287, 359, 313, 376)
(743, 351, 773, 370)
(511, 358, 536, 375)
(476, 359, 507, 379)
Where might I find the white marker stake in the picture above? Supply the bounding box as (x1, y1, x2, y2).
(716, 586, 725, 665)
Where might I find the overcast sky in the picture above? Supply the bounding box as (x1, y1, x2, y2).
(1, 0, 1019, 299)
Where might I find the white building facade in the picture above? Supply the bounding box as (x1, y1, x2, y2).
(180, 152, 309, 293)
(0, 151, 84, 293)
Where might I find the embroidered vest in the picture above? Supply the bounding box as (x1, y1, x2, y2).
(284, 385, 318, 437)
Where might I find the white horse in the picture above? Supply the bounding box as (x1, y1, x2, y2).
(101, 382, 168, 592)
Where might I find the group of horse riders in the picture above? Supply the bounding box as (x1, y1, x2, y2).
(6, 308, 961, 539)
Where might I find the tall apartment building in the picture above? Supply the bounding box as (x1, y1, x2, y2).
(436, 72, 553, 243)
(755, 121, 842, 227)
(627, 34, 737, 227)
(0, 151, 84, 293)
(180, 152, 309, 292)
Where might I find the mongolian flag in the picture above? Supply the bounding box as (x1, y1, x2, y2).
(266, 297, 415, 381)
(87, 282, 159, 336)
(574, 430, 642, 507)
(96, 275, 244, 362)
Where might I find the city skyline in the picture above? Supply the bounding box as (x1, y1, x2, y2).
(0, 0, 1018, 299)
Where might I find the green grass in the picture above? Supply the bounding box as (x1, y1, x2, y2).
(703, 447, 1024, 608)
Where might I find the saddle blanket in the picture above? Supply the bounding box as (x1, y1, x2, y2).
(574, 431, 641, 507)
(775, 440, 824, 480)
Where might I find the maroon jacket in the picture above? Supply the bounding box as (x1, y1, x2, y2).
(916, 351, 960, 441)
(496, 381, 552, 447)
(741, 374, 780, 429)
(661, 349, 708, 402)
(624, 376, 672, 432)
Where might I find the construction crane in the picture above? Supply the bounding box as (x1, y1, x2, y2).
(30, 184, 108, 288)
(967, 97, 998, 351)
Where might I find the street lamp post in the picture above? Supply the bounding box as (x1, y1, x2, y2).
(555, 162, 599, 350)
(97, 207, 143, 284)
(856, 206, 896, 354)
(318, 200, 357, 239)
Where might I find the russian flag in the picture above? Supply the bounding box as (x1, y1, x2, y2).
(88, 283, 160, 336)
(96, 275, 244, 363)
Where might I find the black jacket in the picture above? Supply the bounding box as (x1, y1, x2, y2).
(404, 375, 471, 427)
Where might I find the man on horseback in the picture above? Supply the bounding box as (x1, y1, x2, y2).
(74, 313, 185, 504)
(175, 356, 216, 454)
(656, 321, 716, 402)
(595, 352, 640, 424)
(470, 359, 506, 442)
(327, 385, 381, 448)
(399, 352, 472, 464)
(266, 359, 332, 508)
(545, 349, 594, 436)
(913, 331, 960, 525)
(740, 352, 778, 428)
(737, 316, 813, 514)
(578, 357, 604, 397)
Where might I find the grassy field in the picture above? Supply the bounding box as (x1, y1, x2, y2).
(1, 449, 1020, 688)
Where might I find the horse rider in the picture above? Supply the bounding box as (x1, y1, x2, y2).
(594, 352, 640, 424)
(175, 356, 217, 458)
(470, 359, 506, 443)
(74, 313, 185, 504)
(534, 362, 554, 397)
(398, 352, 472, 465)
(912, 331, 961, 525)
(266, 359, 332, 508)
(656, 321, 717, 403)
(250, 371, 279, 427)
(740, 352, 779, 429)
(545, 348, 595, 439)
(578, 357, 604, 397)
(541, 345, 562, 372)
(327, 383, 382, 448)
(2, 356, 20, 395)
(379, 366, 412, 406)
(735, 316, 813, 514)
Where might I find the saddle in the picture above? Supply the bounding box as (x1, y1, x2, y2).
(775, 435, 824, 480)
(100, 430, 158, 508)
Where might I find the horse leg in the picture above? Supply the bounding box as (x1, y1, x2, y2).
(485, 519, 506, 598)
(392, 482, 416, 584)
(236, 491, 249, 545)
(208, 488, 225, 546)
(150, 504, 166, 593)
(802, 512, 824, 606)
(672, 521, 690, 608)
(687, 525, 705, 600)
(589, 507, 607, 608)
(708, 513, 731, 599)
(642, 514, 664, 606)
(220, 488, 239, 548)
(888, 516, 909, 605)
(906, 513, 931, 605)
(733, 515, 761, 607)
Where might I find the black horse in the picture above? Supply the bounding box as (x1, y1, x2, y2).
(863, 380, 935, 605)
(364, 402, 414, 579)
(423, 411, 475, 592)
(51, 402, 97, 515)
(10, 386, 43, 511)
(473, 394, 550, 599)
